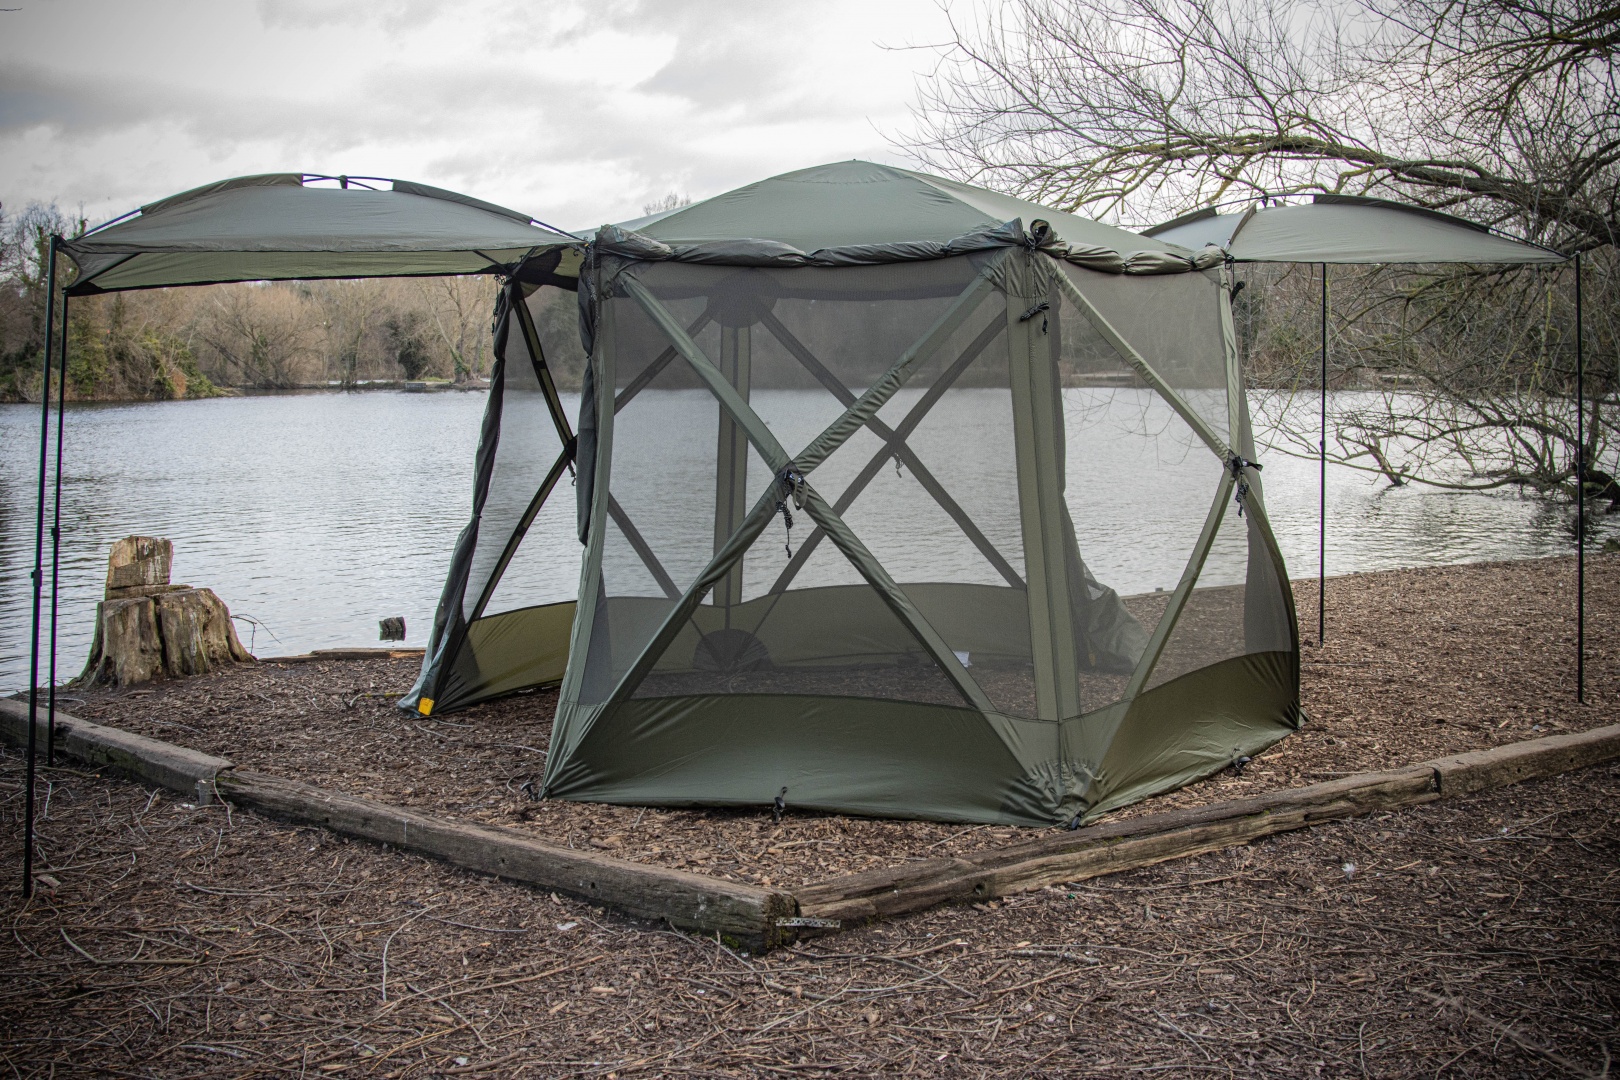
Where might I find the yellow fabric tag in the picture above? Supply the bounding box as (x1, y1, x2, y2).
(418, 698, 434, 716)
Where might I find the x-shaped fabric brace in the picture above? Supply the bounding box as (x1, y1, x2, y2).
(466, 282, 579, 623)
(603, 291, 1022, 601)
(597, 255, 1244, 715)
(604, 265, 1005, 712)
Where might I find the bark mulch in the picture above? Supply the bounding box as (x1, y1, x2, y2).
(49, 554, 1620, 887)
(1, 555, 1616, 1076)
(2, 743, 1614, 1076)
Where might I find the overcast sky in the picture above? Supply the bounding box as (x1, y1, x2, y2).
(0, 0, 963, 230)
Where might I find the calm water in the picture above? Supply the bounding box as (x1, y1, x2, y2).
(0, 390, 1596, 694)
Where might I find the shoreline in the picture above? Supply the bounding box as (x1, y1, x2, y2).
(0, 379, 494, 407)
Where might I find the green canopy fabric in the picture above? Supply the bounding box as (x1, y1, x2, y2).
(1144, 195, 1566, 264)
(406, 159, 1302, 827)
(61, 174, 576, 295)
(601, 161, 1222, 274)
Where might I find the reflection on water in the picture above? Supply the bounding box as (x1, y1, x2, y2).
(0, 390, 1599, 693)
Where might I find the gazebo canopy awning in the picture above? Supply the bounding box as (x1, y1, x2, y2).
(1144, 195, 1566, 265)
(62, 174, 578, 295)
(599, 160, 1219, 274)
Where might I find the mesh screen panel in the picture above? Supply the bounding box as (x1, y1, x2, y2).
(527, 284, 589, 393)
(865, 305, 1034, 714)
(480, 484, 581, 616)
(1050, 273, 1229, 715)
(629, 567, 974, 708)
(1238, 480, 1294, 655)
(595, 256, 1001, 710)
(570, 252, 1276, 728)
(459, 317, 571, 621)
(535, 246, 1299, 824)
(1061, 264, 1231, 445)
(1143, 503, 1251, 691)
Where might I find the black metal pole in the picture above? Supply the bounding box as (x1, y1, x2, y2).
(1576, 251, 1585, 704)
(23, 235, 59, 899)
(1320, 263, 1328, 646)
(48, 292, 70, 762)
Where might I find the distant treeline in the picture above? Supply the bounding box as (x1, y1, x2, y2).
(0, 202, 590, 403)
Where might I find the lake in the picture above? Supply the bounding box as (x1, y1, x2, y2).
(0, 390, 1596, 694)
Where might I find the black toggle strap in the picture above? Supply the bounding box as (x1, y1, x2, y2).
(776, 468, 807, 559)
(1228, 455, 1261, 517)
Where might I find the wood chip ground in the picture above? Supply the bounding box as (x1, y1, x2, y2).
(3, 555, 1616, 1076)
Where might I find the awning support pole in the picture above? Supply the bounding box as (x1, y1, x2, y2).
(23, 235, 59, 898)
(1319, 263, 1328, 647)
(1576, 251, 1585, 704)
(48, 292, 70, 764)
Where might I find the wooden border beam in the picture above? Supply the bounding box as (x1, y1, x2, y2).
(0, 699, 795, 949)
(4, 698, 1616, 950)
(793, 726, 1620, 925)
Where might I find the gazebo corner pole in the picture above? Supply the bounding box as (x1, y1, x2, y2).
(1576, 250, 1585, 704)
(1319, 262, 1328, 647)
(48, 288, 70, 762)
(23, 234, 59, 899)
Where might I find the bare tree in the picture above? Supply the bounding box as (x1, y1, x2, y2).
(0, 202, 83, 400)
(200, 285, 318, 389)
(413, 276, 495, 381)
(309, 280, 374, 390)
(1239, 258, 1614, 496)
(910, 0, 1616, 500)
(642, 192, 692, 217)
(910, 0, 1616, 249)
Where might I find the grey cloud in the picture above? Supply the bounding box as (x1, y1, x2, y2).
(2, 0, 948, 226)
(255, 0, 442, 35)
(0, 65, 169, 135)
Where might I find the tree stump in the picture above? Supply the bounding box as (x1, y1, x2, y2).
(92, 597, 166, 685)
(77, 536, 253, 687)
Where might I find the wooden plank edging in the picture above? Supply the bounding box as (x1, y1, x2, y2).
(0, 699, 794, 949)
(791, 725, 1620, 925)
(217, 769, 795, 947)
(4, 697, 1616, 948)
(259, 647, 425, 663)
(0, 698, 232, 798)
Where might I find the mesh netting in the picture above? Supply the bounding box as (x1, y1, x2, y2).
(1062, 265, 1232, 445)
(567, 252, 1282, 721)
(590, 256, 1004, 709)
(1142, 481, 1294, 691)
(479, 484, 579, 617)
(1050, 269, 1234, 713)
(459, 291, 575, 622)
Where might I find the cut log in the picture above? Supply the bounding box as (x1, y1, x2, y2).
(0, 699, 232, 797)
(261, 647, 425, 662)
(792, 727, 1620, 926)
(214, 769, 798, 948)
(0, 698, 796, 948)
(794, 768, 1442, 920)
(3, 698, 1616, 952)
(105, 536, 172, 596)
